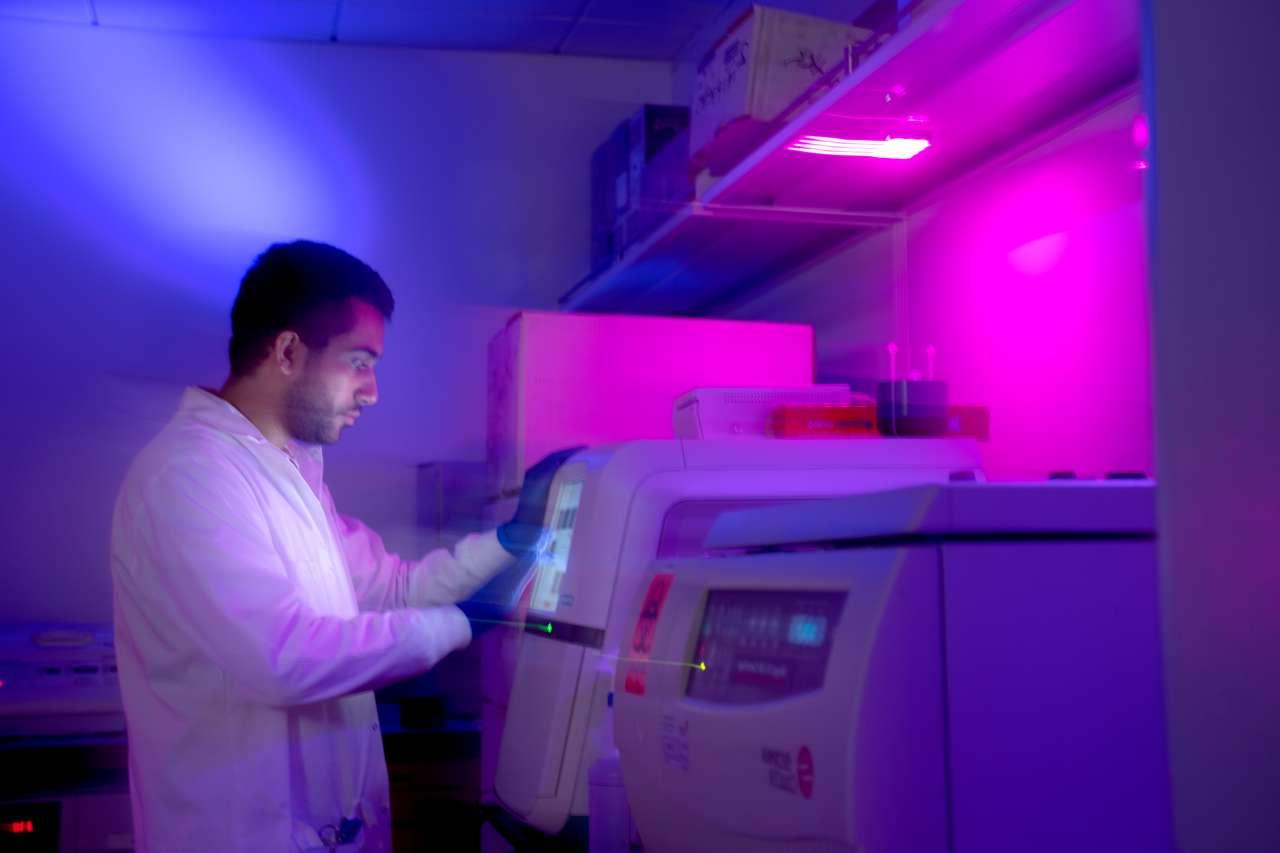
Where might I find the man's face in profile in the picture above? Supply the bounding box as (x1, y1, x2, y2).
(284, 298, 384, 445)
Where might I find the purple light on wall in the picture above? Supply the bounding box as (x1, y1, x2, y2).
(788, 134, 932, 159)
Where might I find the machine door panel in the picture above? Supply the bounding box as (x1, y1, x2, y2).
(943, 540, 1172, 853)
(494, 636, 584, 827)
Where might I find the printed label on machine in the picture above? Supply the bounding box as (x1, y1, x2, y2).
(761, 744, 815, 799)
(623, 573, 675, 696)
(660, 714, 691, 770)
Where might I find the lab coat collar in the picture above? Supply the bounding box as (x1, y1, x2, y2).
(179, 386, 270, 442)
(178, 386, 326, 480)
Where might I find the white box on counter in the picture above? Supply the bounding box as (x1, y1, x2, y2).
(672, 384, 852, 438)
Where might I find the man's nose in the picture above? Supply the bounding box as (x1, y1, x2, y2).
(357, 374, 378, 407)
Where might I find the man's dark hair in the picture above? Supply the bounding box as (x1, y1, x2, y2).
(228, 240, 395, 377)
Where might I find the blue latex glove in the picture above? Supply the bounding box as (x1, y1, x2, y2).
(496, 446, 584, 559)
(465, 446, 583, 638)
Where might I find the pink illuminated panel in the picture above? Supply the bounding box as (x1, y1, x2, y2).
(488, 312, 814, 495)
(789, 135, 931, 160)
(907, 96, 1152, 480)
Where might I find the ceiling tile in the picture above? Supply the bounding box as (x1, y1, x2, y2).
(583, 0, 723, 24)
(340, 0, 585, 21)
(0, 0, 93, 24)
(92, 0, 336, 41)
(337, 5, 575, 52)
(3, 0, 775, 60)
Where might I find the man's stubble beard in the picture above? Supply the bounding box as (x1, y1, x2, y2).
(284, 373, 341, 445)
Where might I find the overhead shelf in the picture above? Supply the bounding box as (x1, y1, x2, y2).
(561, 0, 1140, 315)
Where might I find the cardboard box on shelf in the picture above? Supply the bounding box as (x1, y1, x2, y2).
(692, 5, 875, 177)
(621, 107, 692, 257)
(589, 120, 629, 276)
(615, 133, 693, 259)
(486, 311, 814, 498)
(591, 105, 692, 274)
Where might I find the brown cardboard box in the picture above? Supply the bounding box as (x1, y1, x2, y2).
(692, 5, 875, 175)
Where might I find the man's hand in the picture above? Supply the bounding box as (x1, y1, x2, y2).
(496, 446, 584, 559)
(468, 446, 582, 633)
(467, 541, 540, 616)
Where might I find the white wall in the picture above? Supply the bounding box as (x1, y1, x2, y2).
(1147, 2, 1280, 850)
(0, 18, 673, 622)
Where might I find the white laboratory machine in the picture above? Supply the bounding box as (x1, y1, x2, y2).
(0, 623, 123, 737)
(0, 623, 133, 852)
(492, 437, 982, 835)
(612, 481, 1172, 853)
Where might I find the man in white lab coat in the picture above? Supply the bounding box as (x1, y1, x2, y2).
(111, 241, 565, 851)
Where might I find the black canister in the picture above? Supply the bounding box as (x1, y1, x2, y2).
(876, 380, 949, 436)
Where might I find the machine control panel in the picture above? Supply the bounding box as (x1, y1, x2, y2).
(686, 589, 846, 704)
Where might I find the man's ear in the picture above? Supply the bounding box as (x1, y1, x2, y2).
(272, 330, 307, 376)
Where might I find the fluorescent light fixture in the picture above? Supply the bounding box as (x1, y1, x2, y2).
(788, 134, 931, 159)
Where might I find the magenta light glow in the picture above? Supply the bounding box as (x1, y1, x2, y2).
(905, 96, 1152, 481)
(788, 135, 932, 159)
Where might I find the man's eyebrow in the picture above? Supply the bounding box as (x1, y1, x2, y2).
(349, 347, 381, 359)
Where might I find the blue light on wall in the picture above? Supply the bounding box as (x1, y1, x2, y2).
(0, 20, 373, 296)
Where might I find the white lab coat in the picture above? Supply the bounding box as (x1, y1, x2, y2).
(110, 387, 513, 852)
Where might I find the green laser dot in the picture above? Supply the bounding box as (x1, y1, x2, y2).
(698, 662, 707, 671)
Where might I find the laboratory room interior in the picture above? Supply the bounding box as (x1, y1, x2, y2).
(0, 0, 1275, 852)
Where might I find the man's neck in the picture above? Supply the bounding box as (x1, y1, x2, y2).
(217, 378, 291, 449)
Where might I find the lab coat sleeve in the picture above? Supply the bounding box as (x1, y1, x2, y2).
(324, 485, 515, 610)
(122, 458, 473, 708)
(404, 529, 516, 607)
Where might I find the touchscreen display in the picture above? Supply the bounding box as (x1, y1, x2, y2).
(528, 481, 583, 613)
